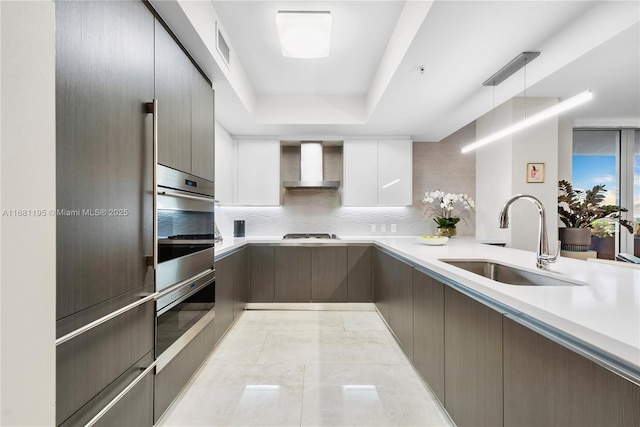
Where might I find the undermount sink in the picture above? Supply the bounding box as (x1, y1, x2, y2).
(440, 259, 583, 287)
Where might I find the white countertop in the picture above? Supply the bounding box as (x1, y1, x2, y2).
(215, 236, 640, 378)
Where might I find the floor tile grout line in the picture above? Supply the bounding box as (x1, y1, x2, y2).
(299, 364, 307, 427)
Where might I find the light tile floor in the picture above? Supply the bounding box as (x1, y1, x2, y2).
(157, 310, 453, 427)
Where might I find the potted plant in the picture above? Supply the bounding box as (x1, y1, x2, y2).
(557, 180, 633, 251)
(423, 190, 475, 237)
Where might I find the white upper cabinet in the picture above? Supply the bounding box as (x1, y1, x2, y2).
(378, 140, 412, 205)
(236, 139, 280, 206)
(343, 139, 412, 206)
(214, 123, 236, 205)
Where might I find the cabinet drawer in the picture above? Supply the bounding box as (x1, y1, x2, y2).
(155, 318, 215, 422)
(56, 300, 155, 425)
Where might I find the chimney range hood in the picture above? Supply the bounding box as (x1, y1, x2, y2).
(283, 142, 340, 189)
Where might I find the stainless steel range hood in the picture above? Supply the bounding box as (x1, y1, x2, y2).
(283, 142, 340, 189)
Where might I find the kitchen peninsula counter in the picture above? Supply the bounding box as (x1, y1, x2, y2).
(215, 236, 640, 383)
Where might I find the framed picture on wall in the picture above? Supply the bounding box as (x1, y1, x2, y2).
(526, 163, 545, 183)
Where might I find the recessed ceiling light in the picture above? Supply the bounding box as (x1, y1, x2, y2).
(276, 11, 331, 59)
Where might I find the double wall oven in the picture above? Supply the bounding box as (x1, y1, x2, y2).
(155, 165, 215, 362)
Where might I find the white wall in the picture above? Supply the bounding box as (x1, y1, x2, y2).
(0, 1, 56, 425)
(476, 97, 559, 252)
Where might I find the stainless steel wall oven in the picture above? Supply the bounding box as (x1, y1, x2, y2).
(155, 165, 215, 360)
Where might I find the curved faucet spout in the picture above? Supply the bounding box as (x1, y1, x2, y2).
(499, 194, 560, 270)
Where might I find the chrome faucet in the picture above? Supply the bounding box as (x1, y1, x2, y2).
(499, 194, 560, 270)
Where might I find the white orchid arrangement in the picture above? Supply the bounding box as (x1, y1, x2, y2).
(422, 190, 476, 228)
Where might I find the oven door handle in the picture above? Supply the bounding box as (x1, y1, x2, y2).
(156, 268, 215, 300)
(158, 190, 215, 204)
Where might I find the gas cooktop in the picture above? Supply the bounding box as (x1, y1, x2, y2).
(283, 233, 340, 240)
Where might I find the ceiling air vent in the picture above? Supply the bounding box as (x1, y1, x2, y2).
(216, 22, 230, 69)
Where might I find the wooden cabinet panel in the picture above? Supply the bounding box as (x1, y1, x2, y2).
(389, 257, 414, 358)
(444, 286, 503, 427)
(250, 246, 275, 302)
(412, 269, 445, 402)
(275, 247, 311, 302)
(155, 20, 192, 173)
(311, 247, 348, 302)
(93, 369, 153, 427)
(233, 247, 250, 318)
(214, 255, 234, 344)
(154, 319, 214, 423)
(191, 68, 214, 181)
(504, 318, 640, 427)
(347, 246, 372, 302)
(55, 0, 155, 319)
(373, 249, 391, 322)
(56, 301, 155, 425)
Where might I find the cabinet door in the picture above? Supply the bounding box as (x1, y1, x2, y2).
(233, 247, 250, 318)
(373, 249, 391, 322)
(503, 318, 640, 426)
(311, 247, 348, 302)
(56, 0, 155, 319)
(413, 269, 445, 402)
(155, 20, 192, 173)
(388, 254, 414, 359)
(274, 247, 311, 302)
(444, 286, 503, 427)
(154, 319, 215, 422)
(378, 140, 412, 206)
(191, 69, 215, 181)
(214, 124, 236, 205)
(214, 255, 234, 344)
(250, 246, 275, 302)
(56, 301, 155, 425)
(347, 245, 372, 302)
(237, 140, 280, 205)
(343, 140, 378, 206)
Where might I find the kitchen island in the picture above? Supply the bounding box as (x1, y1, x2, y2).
(215, 236, 640, 426)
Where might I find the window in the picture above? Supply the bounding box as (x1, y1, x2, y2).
(571, 129, 639, 259)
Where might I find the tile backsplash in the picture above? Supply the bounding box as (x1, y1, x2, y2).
(215, 124, 476, 237)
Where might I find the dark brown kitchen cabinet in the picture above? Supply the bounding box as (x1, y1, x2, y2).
(214, 254, 234, 344)
(155, 20, 192, 174)
(155, 21, 214, 181)
(444, 286, 503, 427)
(233, 246, 250, 318)
(373, 249, 413, 357)
(373, 249, 391, 322)
(250, 246, 275, 302)
(503, 317, 640, 427)
(191, 68, 215, 181)
(388, 256, 414, 358)
(311, 246, 348, 302)
(347, 245, 372, 302)
(155, 318, 215, 423)
(412, 269, 445, 402)
(275, 247, 312, 302)
(56, 0, 155, 321)
(55, 1, 156, 425)
(56, 301, 155, 425)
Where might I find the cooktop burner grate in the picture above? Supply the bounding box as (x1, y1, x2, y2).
(283, 233, 340, 240)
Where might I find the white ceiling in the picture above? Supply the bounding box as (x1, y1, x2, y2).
(207, 0, 640, 141)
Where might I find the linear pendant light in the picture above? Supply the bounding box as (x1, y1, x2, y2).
(461, 90, 593, 153)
